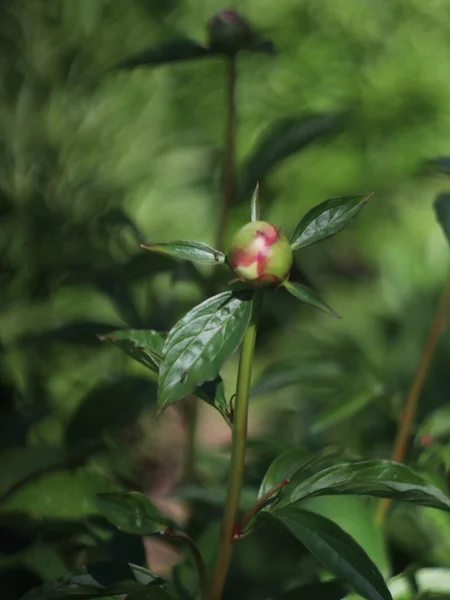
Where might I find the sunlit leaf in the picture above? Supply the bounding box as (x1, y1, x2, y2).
(95, 492, 170, 536)
(283, 280, 340, 318)
(434, 194, 450, 245)
(265, 507, 391, 600)
(290, 194, 374, 250)
(238, 112, 345, 202)
(141, 240, 225, 265)
(115, 39, 213, 70)
(158, 291, 252, 410)
(278, 460, 450, 512)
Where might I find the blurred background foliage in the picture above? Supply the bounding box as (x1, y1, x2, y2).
(2, 0, 450, 598)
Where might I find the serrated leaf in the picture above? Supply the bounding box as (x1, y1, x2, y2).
(20, 561, 161, 599)
(266, 507, 391, 600)
(66, 377, 157, 448)
(278, 460, 450, 512)
(158, 291, 252, 409)
(283, 280, 340, 318)
(238, 113, 345, 202)
(434, 194, 450, 245)
(290, 194, 374, 250)
(95, 492, 170, 536)
(116, 39, 213, 70)
(141, 240, 225, 265)
(250, 182, 261, 221)
(99, 330, 167, 373)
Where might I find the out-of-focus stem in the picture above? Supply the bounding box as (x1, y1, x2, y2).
(377, 273, 450, 524)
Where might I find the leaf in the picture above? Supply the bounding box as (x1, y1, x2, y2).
(278, 460, 450, 512)
(66, 377, 157, 448)
(259, 448, 310, 499)
(250, 182, 261, 221)
(238, 112, 345, 202)
(266, 507, 392, 600)
(141, 240, 225, 265)
(283, 280, 340, 318)
(290, 193, 374, 250)
(434, 194, 450, 245)
(311, 388, 380, 434)
(99, 330, 167, 373)
(158, 291, 252, 410)
(0, 447, 68, 503)
(99, 331, 232, 424)
(20, 561, 162, 599)
(266, 581, 347, 600)
(95, 492, 170, 536)
(173, 485, 257, 511)
(115, 39, 213, 70)
(418, 406, 450, 442)
(126, 590, 174, 600)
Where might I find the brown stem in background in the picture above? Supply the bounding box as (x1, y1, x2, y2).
(376, 272, 450, 524)
(216, 56, 237, 251)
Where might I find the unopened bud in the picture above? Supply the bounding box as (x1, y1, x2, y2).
(207, 10, 254, 53)
(228, 221, 293, 287)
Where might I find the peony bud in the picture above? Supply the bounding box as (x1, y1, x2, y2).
(228, 221, 293, 287)
(207, 10, 254, 54)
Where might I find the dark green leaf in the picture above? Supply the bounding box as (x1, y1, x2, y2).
(99, 330, 167, 373)
(115, 39, 213, 70)
(141, 240, 225, 265)
(434, 194, 450, 245)
(66, 377, 157, 448)
(278, 460, 450, 512)
(250, 182, 261, 221)
(158, 291, 252, 410)
(290, 193, 374, 250)
(283, 280, 340, 318)
(266, 581, 347, 600)
(95, 492, 170, 536)
(238, 113, 345, 202)
(20, 561, 161, 599)
(266, 507, 391, 600)
(0, 447, 68, 503)
(195, 376, 232, 424)
(259, 448, 310, 498)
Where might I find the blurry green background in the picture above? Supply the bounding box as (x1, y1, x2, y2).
(2, 0, 450, 599)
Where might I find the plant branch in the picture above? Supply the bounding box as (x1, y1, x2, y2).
(238, 478, 290, 536)
(216, 56, 237, 251)
(207, 292, 264, 600)
(170, 529, 208, 600)
(377, 272, 450, 524)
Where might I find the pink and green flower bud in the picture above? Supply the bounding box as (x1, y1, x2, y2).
(207, 10, 254, 53)
(228, 221, 293, 287)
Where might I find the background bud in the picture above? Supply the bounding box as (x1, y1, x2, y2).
(228, 221, 293, 287)
(207, 10, 254, 54)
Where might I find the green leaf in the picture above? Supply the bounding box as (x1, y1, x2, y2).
(434, 194, 450, 245)
(311, 388, 380, 434)
(115, 39, 213, 70)
(250, 182, 261, 221)
(20, 561, 162, 599)
(95, 492, 170, 536)
(418, 406, 450, 442)
(99, 330, 167, 373)
(141, 240, 225, 265)
(266, 507, 391, 600)
(278, 460, 450, 511)
(238, 113, 344, 202)
(66, 377, 157, 448)
(283, 280, 340, 318)
(259, 448, 310, 499)
(99, 331, 232, 424)
(290, 194, 374, 250)
(158, 291, 252, 410)
(266, 581, 347, 600)
(0, 446, 68, 503)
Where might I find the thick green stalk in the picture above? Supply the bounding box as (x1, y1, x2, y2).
(208, 292, 263, 600)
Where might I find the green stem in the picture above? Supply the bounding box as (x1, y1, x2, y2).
(216, 56, 237, 251)
(207, 292, 264, 600)
(171, 530, 208, 600)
